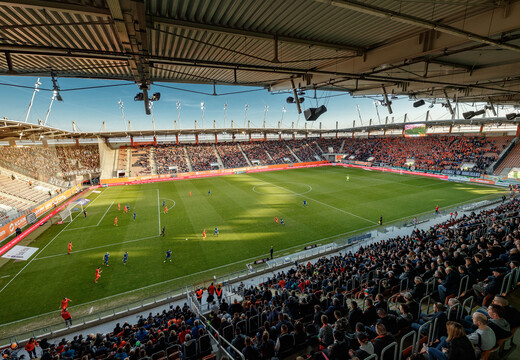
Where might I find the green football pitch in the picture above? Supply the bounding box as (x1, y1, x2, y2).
(0, 166, 503, 327)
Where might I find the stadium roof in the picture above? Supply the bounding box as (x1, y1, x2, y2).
(0, 0, 520, 113)
(1, 117, 519, 142)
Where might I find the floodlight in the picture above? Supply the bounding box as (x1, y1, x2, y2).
(463, 111, 475, 120)
(506, 113, 518, 120)
(151, 92, 161, 101)
(304, 105, 327, 121)
(134, 93, 144, 101)
(413, 100, 425, 108)
(286, 96, 295, 104)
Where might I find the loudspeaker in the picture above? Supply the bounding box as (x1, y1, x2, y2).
(304, 105, 327, 121)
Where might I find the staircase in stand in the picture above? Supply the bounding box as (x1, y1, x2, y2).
(183, 146, 193, 172)
(237, 143, 252, 166)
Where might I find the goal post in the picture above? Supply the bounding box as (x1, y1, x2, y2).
(59, 202, 82, 223)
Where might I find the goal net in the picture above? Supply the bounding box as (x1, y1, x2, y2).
(59, 202, 82, 222)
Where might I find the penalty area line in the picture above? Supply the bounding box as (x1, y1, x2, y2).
(97, 200, 115, 226)
(35, 235, 161, 261)
(0, 188, 109, 295)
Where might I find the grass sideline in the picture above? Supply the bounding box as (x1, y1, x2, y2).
(0, 167, 503, 329)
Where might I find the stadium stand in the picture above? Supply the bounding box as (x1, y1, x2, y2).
(0, 146, 61, 182)
(0, 137, 515, 183)
(130, 146, 152, 176)
(495, 141, 520, 175)
(55, 145, 100, 176)
(240, 143, 273, 165)
(216, 144, 249, 168)
(314, 138, 345, 154)
(262, 141, 298, 164)
(343, 136, 503, 173)
(0, 145, 100, 189)
(118, 147, 128, 172)
(186, 145, 219, 171)
(155, 143, 190, 174)
(287, 140, 321, 162)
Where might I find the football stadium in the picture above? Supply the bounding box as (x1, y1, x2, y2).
(0, 1, 520, 360)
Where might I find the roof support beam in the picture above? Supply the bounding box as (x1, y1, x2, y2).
(316, 0, 520, 53)
(150, 57, 520, 95)
(106, 0, 151, 114)
(272, 2, 520, 92)
(151, 16, 364, 54)
(351, 61, 520, 96)
(0, 0, 110, 16)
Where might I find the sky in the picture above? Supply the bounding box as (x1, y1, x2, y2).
(0, 75, 501, 133)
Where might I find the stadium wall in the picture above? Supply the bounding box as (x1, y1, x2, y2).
(0, 184, 82, 247)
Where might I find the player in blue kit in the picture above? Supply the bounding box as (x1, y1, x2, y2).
(214, 227, 219, 236)
(103, 252, 110, 266)
(280, 218, 285, 226)
(133, 212, 136, 221)
(208, 189, 211, 196)
(162, 200, 165, 207)
(303, 200, 307, 207)
(164, 249, 172, 263)
(122, 251, 128, 264)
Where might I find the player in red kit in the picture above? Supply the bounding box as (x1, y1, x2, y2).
(114, 216, 118, 226)
(95, 267, 101, 283)
(60, 297, 71, 310)
(274, 216, 278, 223)
(67, 242, 72, 255)
(202, 229, 206, 240)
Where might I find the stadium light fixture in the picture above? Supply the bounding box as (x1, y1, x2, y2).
(463, 109, 486, 120)
(50, 72, 63, 102)
(201, 102, 205, 128)
(413, 99, 425, 108)
(506, 113, 518, 120)
(223, 103, 227, 128)
(463, 111, 475, 120)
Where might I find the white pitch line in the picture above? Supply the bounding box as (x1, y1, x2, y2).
(0, 275, 10, 279)
(258, 179, 378, 225)
(35, 235, 160, 261)
(0, 188, 108, 295)
(97, 200, 115, 226)
(157, 189, 161, 236)
(63, 225, 98, 232)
